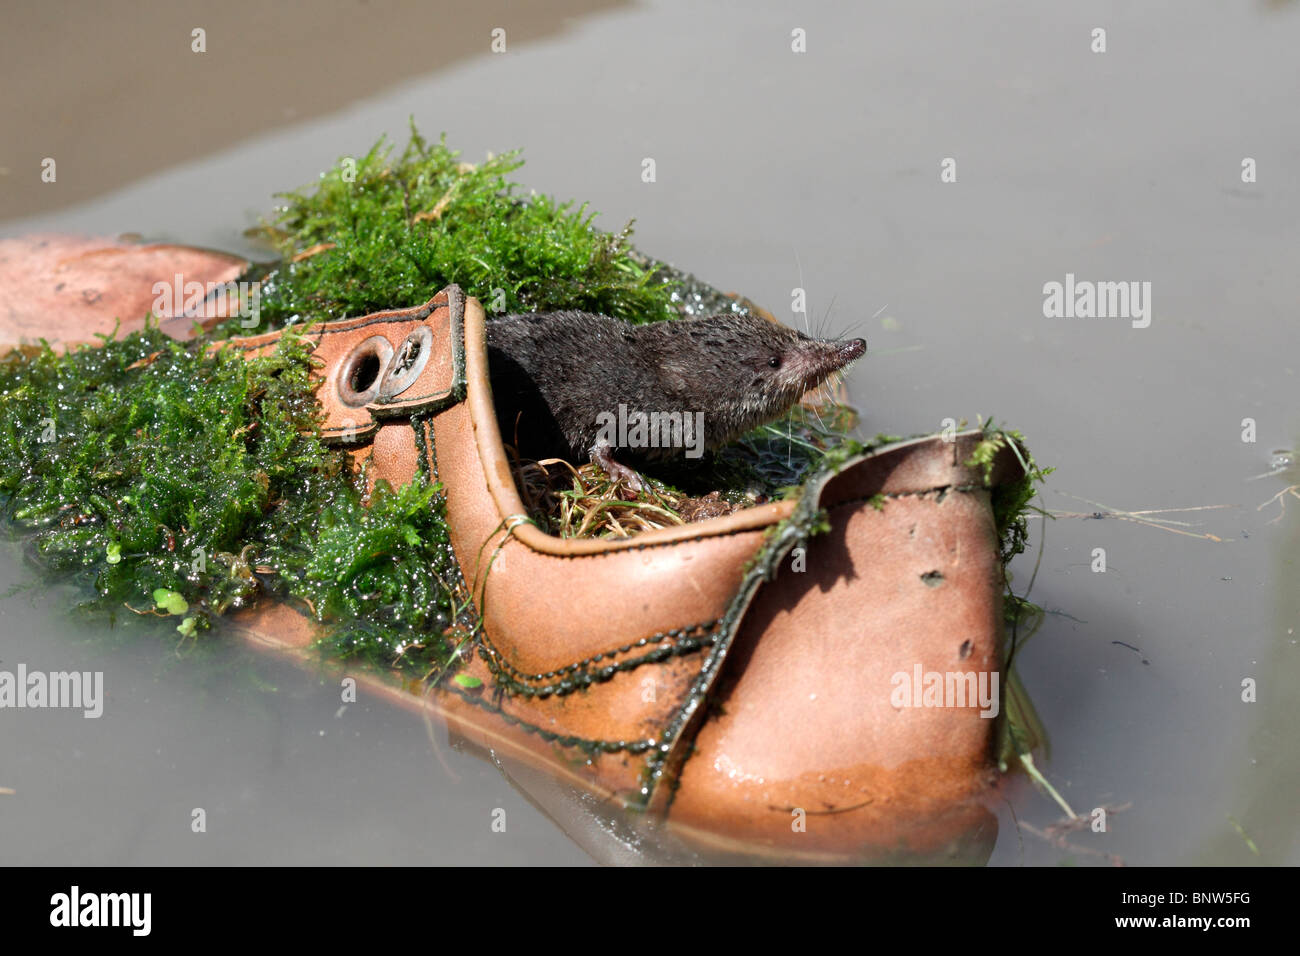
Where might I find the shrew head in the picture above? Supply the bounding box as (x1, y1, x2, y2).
(652, 313, 867, 444)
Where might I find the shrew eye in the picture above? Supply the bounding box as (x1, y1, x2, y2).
(767, 356, 781, 369)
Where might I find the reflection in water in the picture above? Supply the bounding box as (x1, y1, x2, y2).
(463, 733, 1002, 866)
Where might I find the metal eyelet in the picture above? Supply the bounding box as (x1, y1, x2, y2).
(336, 335, 394, 408)
(378, 325, 433, 401)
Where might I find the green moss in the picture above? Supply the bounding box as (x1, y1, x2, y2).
(233, 123, 678, 334)
(968, 418, 1054, 567)
(0, 326, 321, 622)
(0, 324, 467, 677)
(968, 418, 1055, 780)
(283, 472, 469, 675)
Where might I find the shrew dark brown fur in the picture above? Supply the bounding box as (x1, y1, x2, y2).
(486, 310, 866, 473)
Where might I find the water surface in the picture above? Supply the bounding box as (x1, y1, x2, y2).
(2, 0, 1297, 865)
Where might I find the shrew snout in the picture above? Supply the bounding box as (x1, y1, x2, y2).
(836, 338, 867, 365)
(806, 336, 867, 375)
(781, 336, 868, 395)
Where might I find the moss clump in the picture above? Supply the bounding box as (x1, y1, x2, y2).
(965, 419, 1055, 783)
(966, 419, 1053, 567)
(0, 326, 328, 629)
(285, 473, 470, 674)
(236, 123, 678, 334)
(0, 326, 469, 676)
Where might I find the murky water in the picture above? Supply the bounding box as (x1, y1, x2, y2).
(3, 0, 1297, 865)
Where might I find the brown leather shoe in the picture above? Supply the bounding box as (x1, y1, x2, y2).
(224, 285, 1026, 862)
(0, 240, 1027, 863)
